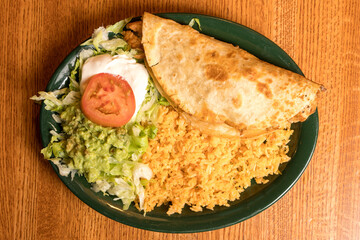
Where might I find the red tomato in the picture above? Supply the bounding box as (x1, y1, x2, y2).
(81, 73, 136, 127)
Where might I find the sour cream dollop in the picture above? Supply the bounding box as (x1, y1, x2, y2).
(80, 54, 149, 117)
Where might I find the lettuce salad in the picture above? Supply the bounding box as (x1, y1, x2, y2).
(31, 19, 168, 210)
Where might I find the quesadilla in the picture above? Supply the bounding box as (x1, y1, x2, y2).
(142, 12, 324, 138)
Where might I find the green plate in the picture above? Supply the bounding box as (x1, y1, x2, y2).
(39, 13, 318, 233)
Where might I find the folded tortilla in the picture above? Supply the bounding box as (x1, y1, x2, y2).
(142, 12, 324, 138)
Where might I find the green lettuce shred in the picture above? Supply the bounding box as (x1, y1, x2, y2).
(105, 18, 131, 34)
(189, 18, 202, 31)
(81, 18, 132, 52)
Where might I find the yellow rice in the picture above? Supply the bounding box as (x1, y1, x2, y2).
(141, 106, 293, 215)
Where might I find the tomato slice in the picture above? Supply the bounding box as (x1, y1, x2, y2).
(81, 73, 136, 127)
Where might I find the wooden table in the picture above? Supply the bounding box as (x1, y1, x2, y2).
(1, 0, 359, 239)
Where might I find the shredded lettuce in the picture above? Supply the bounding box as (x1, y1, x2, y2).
(100, 38, 128, 54)
(81, 18, 131, 51)
(54, 161, 73, 177)
(92, 27, 108, 51)
(135, 79, 169, 123)
(52, 114, 62, 123)
(103, 177, 136, 210)
(132, 163, 152, 209)
(189, 18, 202, 31)
(115, 48, 138, 59)
(79, 49, 95, 70)
(105, 18, 131, 34)
(30, 89, 67, 104)
(31, 88, 80, 112)
(70, 59, 80, 83)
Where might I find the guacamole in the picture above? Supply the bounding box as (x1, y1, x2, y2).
(42, 97, 159, 207)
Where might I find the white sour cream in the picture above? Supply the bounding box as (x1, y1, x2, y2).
(80, 54, 149, 117)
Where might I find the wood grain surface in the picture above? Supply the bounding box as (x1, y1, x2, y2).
(1, 0, 359, 239)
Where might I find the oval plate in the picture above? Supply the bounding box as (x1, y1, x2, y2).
(40, 13, 318, 233)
